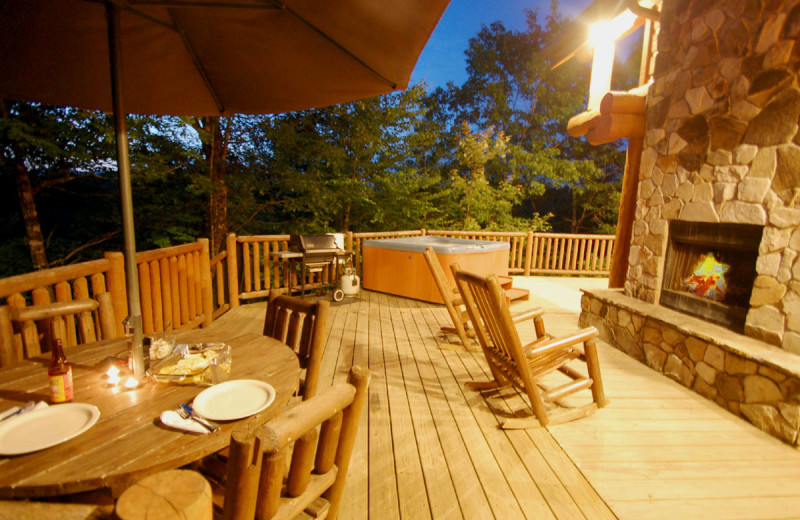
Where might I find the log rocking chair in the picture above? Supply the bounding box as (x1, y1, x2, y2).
(452, 265, 608, 428)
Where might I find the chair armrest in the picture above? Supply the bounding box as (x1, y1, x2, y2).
(524, 327, 598, 359)
(510, 306, 544, 324)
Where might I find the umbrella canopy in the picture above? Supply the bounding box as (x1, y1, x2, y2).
(0, 0, 450, 377)
(1, 0, 450, 116)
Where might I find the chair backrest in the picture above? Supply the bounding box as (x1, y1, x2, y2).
(263, 289, 329, 400)
(0, 292, 117, 368)
(223, 366, 370, 520)
(422, 247, 472, 346)
(452, 267, 530, 386)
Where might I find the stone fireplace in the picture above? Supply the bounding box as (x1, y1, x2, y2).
(578, 0, 800, 445)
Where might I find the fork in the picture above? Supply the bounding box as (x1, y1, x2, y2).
(176, 404, 219, 432)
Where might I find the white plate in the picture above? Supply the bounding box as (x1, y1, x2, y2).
(192, 379, 275, 421)
(0, 403, 100, 456)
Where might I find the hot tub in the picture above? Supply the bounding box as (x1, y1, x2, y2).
(362, 236, 510, 303)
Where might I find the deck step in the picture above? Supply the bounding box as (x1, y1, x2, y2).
(505, 287, 530, 302)
(497, 275, 513, 290)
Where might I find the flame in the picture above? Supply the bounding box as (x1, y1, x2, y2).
(683, 253, 729, 301)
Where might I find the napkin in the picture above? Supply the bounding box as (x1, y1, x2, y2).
(0, 401, 48, 423)
(159, 410, 210, 434)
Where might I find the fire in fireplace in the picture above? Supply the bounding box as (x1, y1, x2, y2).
(660, 221, 763, 333)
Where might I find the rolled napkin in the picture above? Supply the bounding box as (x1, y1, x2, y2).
(159, 410, 210, 434)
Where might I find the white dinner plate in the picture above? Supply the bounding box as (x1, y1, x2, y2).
(192, 379, 275, 421)
(0, 403, 100, 456)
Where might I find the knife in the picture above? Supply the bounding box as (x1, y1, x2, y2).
(181, 403, 219, 432)
(0, 401, 35, 423)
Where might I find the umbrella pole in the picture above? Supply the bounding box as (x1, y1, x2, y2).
(107, 3, 145, 380)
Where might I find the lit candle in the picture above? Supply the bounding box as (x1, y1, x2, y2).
(124, 376, 139, 389)
(107, 366, 121, 385)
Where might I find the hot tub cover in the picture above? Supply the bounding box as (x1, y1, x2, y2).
(362, 236, 509, 254)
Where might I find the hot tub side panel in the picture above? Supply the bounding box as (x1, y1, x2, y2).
(362, 245, 509, 303)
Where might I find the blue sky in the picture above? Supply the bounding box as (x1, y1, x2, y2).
(411, 0, 594, 90)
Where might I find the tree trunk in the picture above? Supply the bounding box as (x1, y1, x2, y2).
(14, 160, 48, 270)
(193, 117, 229, 255)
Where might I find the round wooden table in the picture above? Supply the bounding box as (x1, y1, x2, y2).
(0, 330, 299, 498)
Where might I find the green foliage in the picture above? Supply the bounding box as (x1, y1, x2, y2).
(241, 86, 445, 234)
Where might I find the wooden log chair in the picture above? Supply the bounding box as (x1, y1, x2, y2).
(0, 292, 117, 368)
(452, 266, 608, 429)
(422, 247, 540, 352)
(263, 289, 330, 400)
(219, 366, 370, 520)
(422, 247, 477, 350)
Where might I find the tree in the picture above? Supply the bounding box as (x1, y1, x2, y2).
(0, 100, 116, 272)
(243, 86, 444, 233)
(432, 6, 629, 233)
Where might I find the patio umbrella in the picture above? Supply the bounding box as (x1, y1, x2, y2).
(0, 0, 450, 377)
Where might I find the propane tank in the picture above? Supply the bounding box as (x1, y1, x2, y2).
(340, 267, 360, 296)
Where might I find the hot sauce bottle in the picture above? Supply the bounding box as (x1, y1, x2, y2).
(48, 338, 73, 403)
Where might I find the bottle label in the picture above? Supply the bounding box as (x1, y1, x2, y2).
(49, 368, 73, 403)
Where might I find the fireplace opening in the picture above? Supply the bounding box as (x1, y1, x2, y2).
(660, 221, 762, 333)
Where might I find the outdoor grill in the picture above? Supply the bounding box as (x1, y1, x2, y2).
(288, 235, 352, 298)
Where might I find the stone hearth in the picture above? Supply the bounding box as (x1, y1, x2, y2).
(580, 289, 800, 445)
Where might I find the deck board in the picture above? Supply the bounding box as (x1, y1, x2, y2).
(210, 277, 800, 519)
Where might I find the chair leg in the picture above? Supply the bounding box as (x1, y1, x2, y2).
(501, 417, 542, 429)
(464, 380, 501, 390)
(583, 339, 608, 408)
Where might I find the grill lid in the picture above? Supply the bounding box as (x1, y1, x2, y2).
(289, 235, 340, 253)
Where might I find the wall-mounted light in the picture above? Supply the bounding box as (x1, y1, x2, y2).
(587, 9, 639, 108)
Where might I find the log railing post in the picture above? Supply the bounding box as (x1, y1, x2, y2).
(198, 238, 214, 328)
(105, 251, 127, 337)
(226, 233, 240, 309)
(524, 231, 533, 275)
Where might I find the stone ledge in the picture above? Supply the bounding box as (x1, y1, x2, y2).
(582, 289, 800, 377)
(580, 288, 800, 446)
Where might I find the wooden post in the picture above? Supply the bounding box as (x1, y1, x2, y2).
(105, 251, 127, 337)
(226, 233, 240, 309)
(198, 238, 214, 328)
(524, 231, 533, 276)
(138, 261, 153, 334)
(0, 306, 17, 368)
(609, 136, 643, 288)
(324, 366, 371, 520)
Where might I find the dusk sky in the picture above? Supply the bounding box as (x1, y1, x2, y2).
(411, 0, 594, 90)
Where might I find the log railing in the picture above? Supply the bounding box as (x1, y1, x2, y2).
(0, 230, 613, 361)
(134, 239, 213, 334)
(0, 252, 127, 363)
(226, 229, 614, 308)
(528, 233, 615, 275)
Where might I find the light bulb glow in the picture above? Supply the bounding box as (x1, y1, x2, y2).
(588, 10, 638, 47)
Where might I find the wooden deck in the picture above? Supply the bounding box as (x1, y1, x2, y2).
(211, 277, 800, 520)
